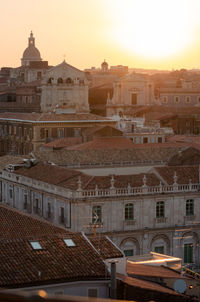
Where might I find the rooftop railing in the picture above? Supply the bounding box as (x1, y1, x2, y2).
(77, 183, 200, 198)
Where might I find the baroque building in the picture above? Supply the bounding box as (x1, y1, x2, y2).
(1, 159, 200, 267)
(106, 72, 155, 116)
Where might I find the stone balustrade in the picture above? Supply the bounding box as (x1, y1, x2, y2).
(77, 183, 200, 198)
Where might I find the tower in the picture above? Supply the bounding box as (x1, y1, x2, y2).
(21, 31, 42, 66)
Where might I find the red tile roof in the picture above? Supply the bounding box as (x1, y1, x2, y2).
(0, 204, 68, 239)
(127, 262, 185, 279)
(14, 163, 82, 186)
(86, 234, 123, 259)
(0, 234, 109, 288)
(14, 163, 161, 190)
(42, 137, 82, 149)
(118, 274, 182, 296)
(0, 112, 113, 122)
(0, 205, 109, 287)
(66, 137, 135, 150)
(154, 165, 199, 185)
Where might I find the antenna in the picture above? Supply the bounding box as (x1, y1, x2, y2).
(84, 210, 103, 236)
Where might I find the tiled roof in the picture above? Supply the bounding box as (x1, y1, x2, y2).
(86, 235, 123, 259)
(0, 204, 68, 239)
(83, 173, 161, 190)
(118, 274, 182, 296)
(0, 205, 109, 287)
(66, 137, 136, 150)
(14, 163, 82, 186)
(0, 155, 27, 170)
(42, 137, 82, 149)
(13, 163, 161, 190)
(0, 112, 113, 122)
(0, 234, 109, 288)
(154, 165, 199, 185)
(127, 262, 185, 279)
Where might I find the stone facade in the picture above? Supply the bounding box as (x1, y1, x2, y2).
(1, 163, 200, 266)
(41, 61, 89, 113)
(106, 73, 155, 116)
(0, 113, 115, 155)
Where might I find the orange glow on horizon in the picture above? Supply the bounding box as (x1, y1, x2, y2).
(1, 0, 200, 70)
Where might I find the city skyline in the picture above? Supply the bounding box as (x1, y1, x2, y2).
(1, 0, 200, 70)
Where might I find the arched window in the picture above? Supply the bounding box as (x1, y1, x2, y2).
(156, 201, 164, 218)
(186, 199, 194, 216)
(92, 205, 102, 224)
(66, 77, 73, 84)
(47, 77, 54, 84)
(57, 78, 63, 84)
(125, 203, 134, 220)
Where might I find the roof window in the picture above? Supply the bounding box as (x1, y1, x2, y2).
(63, 238, 76, 247)
(30, 241, 43, 250)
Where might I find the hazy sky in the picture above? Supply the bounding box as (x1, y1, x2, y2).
(1, 0, 200, 70)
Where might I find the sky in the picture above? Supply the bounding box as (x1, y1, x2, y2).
(1, 0, 200, 70)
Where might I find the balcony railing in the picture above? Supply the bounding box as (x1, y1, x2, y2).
(77, 183, 200, 199)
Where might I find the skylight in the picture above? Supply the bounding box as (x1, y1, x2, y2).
(30, 241, 43, 250)
(63, 239, 76, 247)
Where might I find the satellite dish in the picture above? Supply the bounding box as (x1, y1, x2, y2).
(174, 279, 187, 293)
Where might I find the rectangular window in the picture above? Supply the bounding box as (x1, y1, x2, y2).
(186, 199, 194, 216)
(156, 201, 165, 218)
(132, 93, 137, 105)
(125, 203, 134, 220)
(60, 207, 65, 223)
(35, 198, 39, 214)
(47, 202, 51, 218)
(24, 194, 28, 209)
(124, 249, 134, 257)
(155, 246, 164, 254)
(184, 244, 193, 263)
(143, 137, 148, 144)
(92, 205, 102, 224)
(9, 188, 13, 199)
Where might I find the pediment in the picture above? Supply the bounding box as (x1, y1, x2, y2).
(45, 61, 85, 79)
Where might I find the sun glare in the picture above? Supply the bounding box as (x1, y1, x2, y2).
(109, 0, 200, 59)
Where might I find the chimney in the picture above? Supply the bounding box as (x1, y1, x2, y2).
(109, 259, 118, 299)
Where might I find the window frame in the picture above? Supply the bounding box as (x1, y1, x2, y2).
(125, 203, 134, 221)
(156, 201, 165, 218)
(92, 205, 102, 224)
(184, 243, 193, 263)
(186, 199, 194, 216)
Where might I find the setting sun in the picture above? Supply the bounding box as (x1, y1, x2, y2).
(109, 0, 200, 59)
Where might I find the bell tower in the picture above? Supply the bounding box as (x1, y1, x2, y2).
(28, 31, 35, 47)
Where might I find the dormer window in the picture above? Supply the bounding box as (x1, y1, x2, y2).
(63, 239, 76, 247)
(30, 241, 43, 250)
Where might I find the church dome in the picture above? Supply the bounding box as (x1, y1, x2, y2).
(21, 31, 42, 66)
(23, 45, 41, 60)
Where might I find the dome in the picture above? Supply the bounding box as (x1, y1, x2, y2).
(21, 31, 42, 66)
(22, 46, 41, 61)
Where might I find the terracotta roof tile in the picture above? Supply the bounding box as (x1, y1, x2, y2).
(42, 137, 82, 149)
(0, 205, 109, 288)
(127, 262, 185, 279)
(0, 204, 67, 239)
(0, 112, 112, 122)
(118, 274, 182, 296)
(154, 166, 199, 185)
(0, 234, 109, 288)
(14, 163, 82, 186)
(66, 137, 134, 150)
(86, 235, 123, 259)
